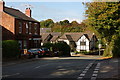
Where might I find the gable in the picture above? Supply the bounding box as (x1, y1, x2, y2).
(77, 35, 90, 42)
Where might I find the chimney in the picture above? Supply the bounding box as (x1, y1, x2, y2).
(0, 0, 5, 12)
(25, 8, 31, 17)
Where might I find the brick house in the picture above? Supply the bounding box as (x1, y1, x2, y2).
(0, 0, 41, 49)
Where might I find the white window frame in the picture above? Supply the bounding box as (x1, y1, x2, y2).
(19, 22, 22, 34)
(34, 23, 38, 35)
(29, 22, 32, 34)
(26, 23, 29, 34)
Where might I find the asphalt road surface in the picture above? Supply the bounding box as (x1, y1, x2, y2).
(2, 57, 119, 80)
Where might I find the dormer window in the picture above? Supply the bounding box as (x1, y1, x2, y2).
(19, 22, 22, 34)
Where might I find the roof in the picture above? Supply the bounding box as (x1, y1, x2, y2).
(41, 32, 61, 42)
(59, 31, 95, 42)
(66, 35, 74, 41)
(59, 33, 83, 41)
(51, 32, 61, 36)
(40, 28, 51, 33)
(41, 33, 51, 42)
(50, 36, 59, 41)
(4, 7, 39, 22)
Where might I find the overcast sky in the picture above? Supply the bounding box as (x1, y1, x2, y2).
(5, 1, 91, 23)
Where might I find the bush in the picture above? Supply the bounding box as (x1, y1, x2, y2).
(42, 43, 54, 50)
(112, 36, 120, 57)
(2, 40, 20, 59)
(103, 35, 120, 57)
(53, 42, 71, 56)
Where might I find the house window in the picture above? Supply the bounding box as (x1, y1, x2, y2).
(18, 40, 22, 49)
(23, 40, 27, 49)
(29, 22, 32, 34)
(34, 40, 38, 47)
(19, 22, 22, 33)
(34, 23, 38, 35)
(26, 23, 29, 34)
(80, 42, 86, 46)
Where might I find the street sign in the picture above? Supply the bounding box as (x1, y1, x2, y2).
(98, 44, 102, 49)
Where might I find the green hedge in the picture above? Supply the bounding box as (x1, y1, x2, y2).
(2, 40, 20, 59)
(43, 42, 71, 56)
(53, 42, 71, 56)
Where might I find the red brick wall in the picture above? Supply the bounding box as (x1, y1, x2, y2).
(1, 12, 15, 40)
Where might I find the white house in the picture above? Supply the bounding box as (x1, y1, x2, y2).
(58, 32, 98, 52)
(76, 34, 90, 51)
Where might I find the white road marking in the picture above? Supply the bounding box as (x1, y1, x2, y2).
(77, 63, 93, 79)
(95, 66, 100, 68)
(90, 63, 101, 80)
(86, 67, 90, 69)
(94, 68, 99, 71)
(77, 77, 83, 79)
(82, 71, 87, 74)
(84, 68, 89, 71)
(92, 74, 98, 77)
(80, 73, 85, 76)
(3, 73, 20, 77)
(91, 77, 97, 80)
(93, 71, 98, 73)
(35, 66, 41, 69)
(34, 64, 50, 69)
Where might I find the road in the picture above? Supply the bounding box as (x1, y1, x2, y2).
(2, 57, 119, 80)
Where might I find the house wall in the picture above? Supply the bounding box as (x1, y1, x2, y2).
(1, 12, 15, 40)
(15, 19, 41, 49)
(76, 35, 90, 52)
(63, 40, 69, 45)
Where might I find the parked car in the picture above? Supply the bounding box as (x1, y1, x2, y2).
(27, 48, 40, 58)
(38, 48, 50, 56)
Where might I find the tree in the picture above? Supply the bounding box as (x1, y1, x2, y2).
(40, 19, 54, 28)
(84, 2, 120, 57)
(85, 2, 119, 43)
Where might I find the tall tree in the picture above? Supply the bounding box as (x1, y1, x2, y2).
(85, 2, 120, 57)
(85, 2, 120, 43)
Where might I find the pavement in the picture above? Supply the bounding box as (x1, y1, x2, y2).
(2, 55, 119, 80)
(2, 54, 112, 66)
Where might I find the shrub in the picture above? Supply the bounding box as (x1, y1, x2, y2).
(112, 36, 120, 57)
(42, 43, 54, 50)
(53, 42, 71, 56)
(103, 35, 120, 57)
(2, 40, 20, 59)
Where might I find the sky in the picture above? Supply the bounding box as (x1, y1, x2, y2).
(5, 1, 89, 23)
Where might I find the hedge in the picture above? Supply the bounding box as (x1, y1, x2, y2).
(2, 40, 20, 59)
(43, 42, 71, 56)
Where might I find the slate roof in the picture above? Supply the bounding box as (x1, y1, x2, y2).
(51, 36, 59, 42)
(4, 7, 39, 22)
(66, 35, 74, 41)
(41, 33, 51, 42)
(59, 31, 95, 42)
(41, 32, 61, 42)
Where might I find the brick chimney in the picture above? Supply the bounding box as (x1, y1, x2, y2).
(0, 0, 5, 12)
(25, 8, 31, 17)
